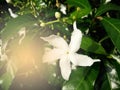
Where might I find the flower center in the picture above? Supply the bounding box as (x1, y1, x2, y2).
(66, 51, 69, 54)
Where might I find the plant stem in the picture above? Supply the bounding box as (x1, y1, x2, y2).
(99, 36, 109, 43)
(45, 19, 60, 25)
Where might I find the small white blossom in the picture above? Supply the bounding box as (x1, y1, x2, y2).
(8, 8, 18, 18)
(40, 2, 46, 6)
(60, 4, 66, 15)
(111, 55, 120, 64)
(81, 15, 88, 19)
(52, 73, 56, 77)
(6, 0, 11, 3)
(105, 0, 111, 4)
(41, 21, 100, 80)
(65, 28, 68, 31)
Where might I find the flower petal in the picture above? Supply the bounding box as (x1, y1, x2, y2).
(42, 48, 64, 64)
(60, 56, 71, 80)
(41, 35, 68, 50)
(70, 53, 100, 66)
(69, 21, 82, 53)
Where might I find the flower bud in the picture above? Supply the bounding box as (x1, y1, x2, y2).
(55, 12, 61, 19)
(77, 7, 81, 11)
(62, 18, 66, 22)
(72, 16, 76, 20)
(40, 22, 46, 27)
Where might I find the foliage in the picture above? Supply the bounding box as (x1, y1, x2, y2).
(0, 0, 120, 90)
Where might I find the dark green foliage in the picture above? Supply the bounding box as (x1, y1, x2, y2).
(0, 0, 120, 90)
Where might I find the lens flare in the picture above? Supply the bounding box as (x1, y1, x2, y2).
(8, 41, 43, 73)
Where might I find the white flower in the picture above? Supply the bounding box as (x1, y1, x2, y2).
(60, 4, 66, 15)
(41, 21, 100, 80)
(8, 8, 18, 18)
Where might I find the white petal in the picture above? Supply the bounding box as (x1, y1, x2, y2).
(69, 21, 82, 53)
(60, 56, 71, 80)
(41, 35, 68, 50)
(70, 53, 100, 66)
(42, 48, 64, 64)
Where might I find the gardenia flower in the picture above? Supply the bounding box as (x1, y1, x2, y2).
(41, 21, 100, 80)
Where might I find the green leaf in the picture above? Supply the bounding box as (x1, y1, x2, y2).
(0, 14, 36, 44)
(101, 17, 120, 52)
(66, 0, 91, 8)
(111, 58, 120, 83)
(66, 0, 91, 19)
(53, 22, 71, 36)
(101, 61, 120, 90)
(62, 65, 99, 90)
(70, 8, 91, 19)
(95, 3, 120, 17)
(81, 36, 107, 55)
(0, 72, 13, 90)
(100, 73, 111, 90)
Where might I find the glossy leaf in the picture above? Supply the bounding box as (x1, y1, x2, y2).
(81, 36, 107, 55)
(70, 8, 91, 19)
(66, 0, 91, 19)
(62, 65, 99, 90)
(100, 73, 111, 90)
(53, 22, 71, 36)
(101, 17, 120, 52)
(95, 3, 120, 16)
(0, 14, 36, 44)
